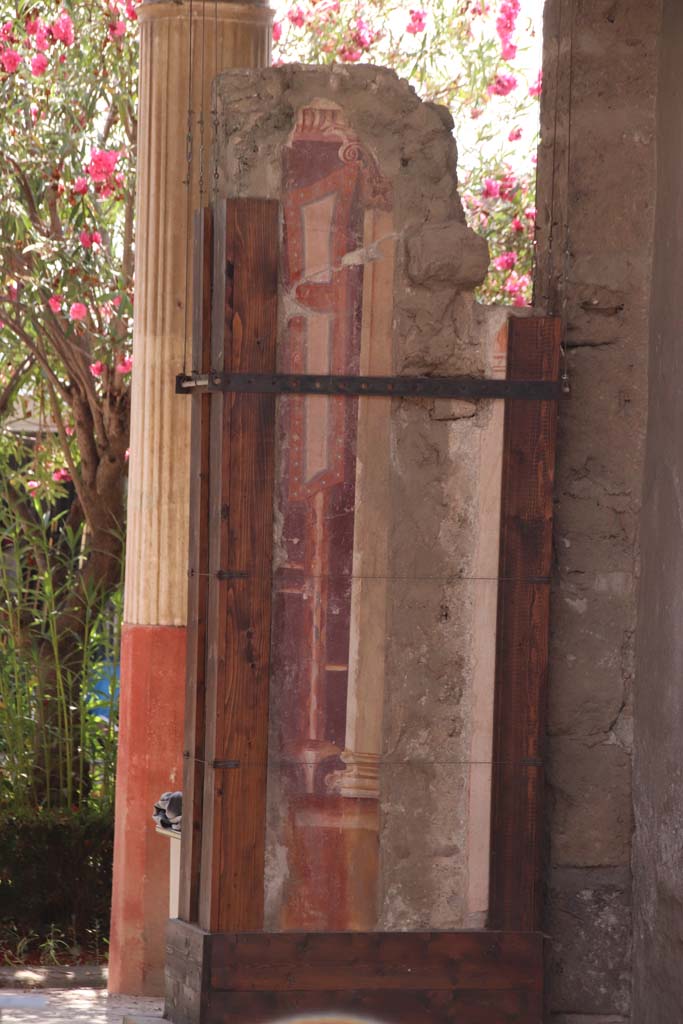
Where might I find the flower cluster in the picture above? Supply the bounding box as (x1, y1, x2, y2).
(0, 8, 74, 78)
(273, 0, 542, 307)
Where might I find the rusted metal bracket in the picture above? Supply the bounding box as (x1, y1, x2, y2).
(176, 371, 561, 401)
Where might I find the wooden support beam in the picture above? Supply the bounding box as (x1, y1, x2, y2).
(198, 198, 280, 934)
(179, 207, 213, 925)
(166, 920, 543, 1024)
(488, 316, 561, 932)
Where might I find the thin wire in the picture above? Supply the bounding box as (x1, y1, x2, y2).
(187, 571, 552, 583)
(181, 0, 195, 376)
(184, 757, 542, 768)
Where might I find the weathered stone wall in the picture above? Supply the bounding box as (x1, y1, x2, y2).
(632, 0, 683, 1019)
(535, 1, 660, 1019)
(215, 64, 507, 933)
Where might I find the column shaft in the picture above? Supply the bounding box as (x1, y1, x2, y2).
(109, 1, 271, 995)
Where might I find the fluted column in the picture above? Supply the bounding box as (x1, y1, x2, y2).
(109, 0, 271, 996)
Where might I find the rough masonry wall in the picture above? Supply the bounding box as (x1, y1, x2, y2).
(214, 64, 507, 934)
(632, 1, 683, 1019)
(535, 1, 660, 1020)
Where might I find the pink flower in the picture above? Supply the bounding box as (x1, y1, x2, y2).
(529, 70, 543, 97)
(48, 295, 62, 313)
(504, 271, 531, 295)
(30, 103, 39, 124)
(493, 251, 517, 272)
(1, 49, 21, 73)
(470, 107, 483, 120)
(501, 40, 517, 60)
(406, 9, 427, 34)
(65, 425, 74, 436)
(339, 46, 362, 62)
(513, 294, 528, 307)
(354, 17, 375, 49)
(499, 170, 518, 199)
(91, 230, 102, 247)
(115, 355, 133, 374)
(30, 53, 48, 76)
(524, 205, 537, 221)
(511, 217, 524, 233)
(112, 295, 122, 307)
(80, 229, 92, 248)
(482, 178, 501, 199)
(51, 9, 74, 45)
(508, 127, 522, 142)
(108, 19, 126, 38)
(125, 0, 137, 19)
(272, 20, 282, 42)
(52, 468, 72, 483)
(73, 176, 88, 195)
(86, 148, 120, 182)
(487, 73, 517, 97)
(69, 302, 88, 321)
(89, 360, 104, 377)
(287, 5, 305, 27)
(35, 23, 50, 50)
(27, 480, 40, 493)
(0, 20, 13, 40)
(25, 16, 39, 34)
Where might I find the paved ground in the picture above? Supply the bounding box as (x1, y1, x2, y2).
(0, 989, 163, 1023)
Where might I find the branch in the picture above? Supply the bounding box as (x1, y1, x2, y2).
(1, 313, 70, 402)
(44, 375, 94, 531)
(3, 154, 46, 234)
(0, 356, 34, 420)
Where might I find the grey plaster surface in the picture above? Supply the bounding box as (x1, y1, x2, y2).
(0, 989, 163, 1023)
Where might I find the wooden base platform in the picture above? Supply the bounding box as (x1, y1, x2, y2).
(165, 919, 543, 1024)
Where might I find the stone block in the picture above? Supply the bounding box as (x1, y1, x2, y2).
(547, 738, 632, 866)
(406, 220, 489, 289)
(546, 867, 631, 1017)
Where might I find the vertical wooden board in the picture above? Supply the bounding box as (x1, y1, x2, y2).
(199, 199, 280, 934)
(180, 206, 213, 924)
(199, 199, 233, 931)
(489, 316, 561, 933)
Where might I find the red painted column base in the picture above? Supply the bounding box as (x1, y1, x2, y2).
(108, 623, 186, 996)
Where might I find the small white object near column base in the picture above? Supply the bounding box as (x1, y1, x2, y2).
(156, 826, 181, 919)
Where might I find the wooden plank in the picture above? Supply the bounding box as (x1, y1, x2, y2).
(204, 988, 542, 1024)
(209, 930, 542, 992)
(488, 316, 561, 932)
(179, 206, 213, 925)
(166, 921, 543, 1024)
(198, 199, 280, 934)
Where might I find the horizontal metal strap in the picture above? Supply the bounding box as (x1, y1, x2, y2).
(176, 371, 561, 400)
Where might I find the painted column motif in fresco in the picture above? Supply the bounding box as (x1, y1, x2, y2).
(268, 104, 393, 930)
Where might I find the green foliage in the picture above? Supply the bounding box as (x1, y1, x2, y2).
(0, 430, 121, 811)
(0, 0, 137, 810)
(0, 806, 114, 957)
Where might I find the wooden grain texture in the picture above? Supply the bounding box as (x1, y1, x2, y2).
(205, 988, 542, 1024)
(180, 207, 213, 925)
(209, 930, 542, 992)
(198, 199, 280, 934)
(166, 922, 543, 1024)
(488, 316, 561, 933)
